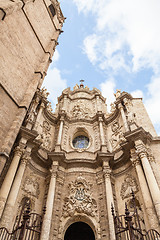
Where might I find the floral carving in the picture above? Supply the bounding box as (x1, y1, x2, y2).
(120, 174, 139, 200)
(22, 175, 40, 199)
(62, 175, 97, 218)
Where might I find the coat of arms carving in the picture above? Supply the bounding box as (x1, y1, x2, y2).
(62, 175, 97, 218)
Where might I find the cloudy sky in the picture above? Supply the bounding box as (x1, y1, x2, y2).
(43, 0, 160, 134)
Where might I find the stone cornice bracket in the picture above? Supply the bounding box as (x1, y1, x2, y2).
(97, 152, 114, 172)
(124, 127, 153, 146)
(48, 151, 65, 167)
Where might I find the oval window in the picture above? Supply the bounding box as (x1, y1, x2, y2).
(72, 135, 89, 149)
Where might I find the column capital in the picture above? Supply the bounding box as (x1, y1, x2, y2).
(50, 161, 59, 178)
(103, 166, 112, 179)
(130, 149, 141, 167)
(14, 145, 24, 157)
(21, 153, 30, 165)
(135, 140, 147, 159)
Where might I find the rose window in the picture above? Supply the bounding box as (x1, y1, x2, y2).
(72, 135, 89, 149)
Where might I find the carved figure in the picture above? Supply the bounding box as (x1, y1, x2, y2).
(23, 175, 40, 198)
(110, 122, 126, 151)
(36, 121, 52, 151)
(120, 174, 139, 200)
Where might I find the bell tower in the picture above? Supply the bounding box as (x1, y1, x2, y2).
(0, 0, 65, 175)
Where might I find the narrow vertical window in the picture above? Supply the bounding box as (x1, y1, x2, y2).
(49, 4, 56, 17)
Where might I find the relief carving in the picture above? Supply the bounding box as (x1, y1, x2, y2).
(36, 121, 52, 151)
(22, 174, 40, 199)
(71, 100, 93, 119)
(62, 175, 97, 218)
(120, 174, 139, 200)
(110, 121, 126, 151)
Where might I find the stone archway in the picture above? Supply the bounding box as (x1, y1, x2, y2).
(64, 221, 95, 240)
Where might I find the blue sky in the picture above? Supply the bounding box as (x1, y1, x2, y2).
(43, 0, 160, 134)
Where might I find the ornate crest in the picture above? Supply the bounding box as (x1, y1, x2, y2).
(120, 174, 139, 200)
(62, 175, 97, 218)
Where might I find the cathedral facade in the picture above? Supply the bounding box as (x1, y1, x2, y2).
(0, 82, 160, 240)
(1, 1, 160, 240)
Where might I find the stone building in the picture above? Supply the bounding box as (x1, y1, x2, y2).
(1, 1, 160, 240)
(0, 0, 64, 176)
(0, 80, 160, 239)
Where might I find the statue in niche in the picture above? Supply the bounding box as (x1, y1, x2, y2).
(110, 121, 126, 151)
(120, 174, 139, 200)
(22, 174, 40, 199)
(62, 175, 97, 218)
(36, 121, 52, 151)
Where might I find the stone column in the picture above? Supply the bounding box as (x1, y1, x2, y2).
(135, 140, 160, 223)
(0, 151, 30, 229)
(40, 161, 58, 240)
(33, 102, 45, 131)
(98, 115, 107, 152)
(103, 160, 116, 240)
(0, 145, 24, 218)
(57, 119, 64, 145)
(130, 149, 159, 230)
(118, 103, 129, 132)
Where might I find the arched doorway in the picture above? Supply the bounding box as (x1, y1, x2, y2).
(64, 221, 95, 240)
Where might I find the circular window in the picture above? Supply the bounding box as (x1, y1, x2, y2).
(72, 135, 89, 149)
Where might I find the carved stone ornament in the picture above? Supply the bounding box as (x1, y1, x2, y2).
(62, 175, 97, 218)
(36, 121, 52, 151)
(110, 122, 126, 151)
(114, 89, 121, 99)
(22, 174, 40, 199)
(71, 100, 93, 119)
(120, 174, 139, 200)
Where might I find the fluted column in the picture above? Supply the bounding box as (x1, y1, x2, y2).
(118, 103, 129, 132)
(130, 149, 159, 230)
(103, 160, 116, 240)
(40, 161, 58, 240)
(0, 151, 30, 229)
(0, 145, 24, 218)
(135, 140, 160, 222)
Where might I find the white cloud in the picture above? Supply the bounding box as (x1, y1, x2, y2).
(100, 78, 116, 111)
(74, 0, 160, 74)
(144, 76, 160, 128)
(83, 34, 100, 64)
(131, 90, 143, 99)
(52, 49, 60, 63)
(42, 67, 67, 110)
